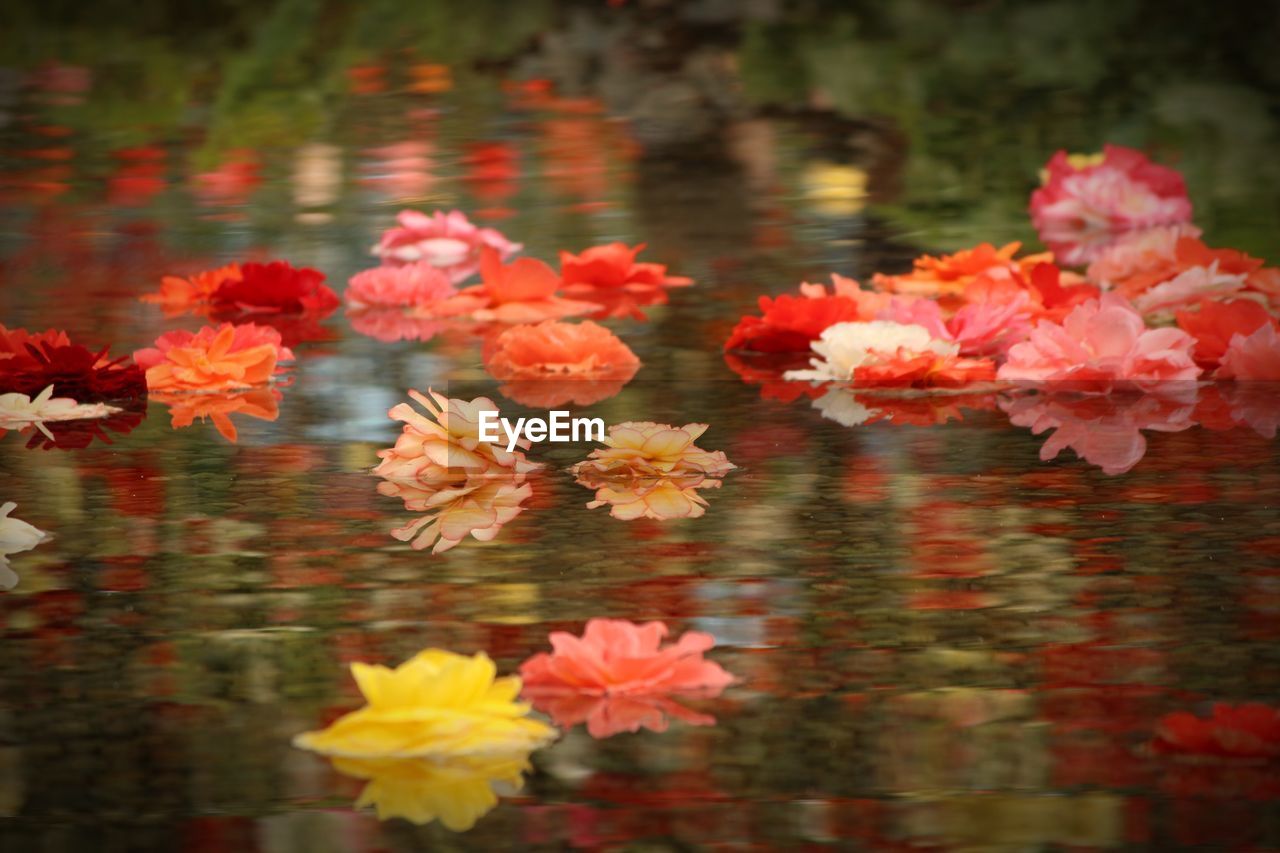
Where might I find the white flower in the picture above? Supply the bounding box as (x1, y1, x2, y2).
(0, 385, 121, 440)
(812, 388, 876, 426)
(0, 502, 48, 589)
(784, 321, 958, 383)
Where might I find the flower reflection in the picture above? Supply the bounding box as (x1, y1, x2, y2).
(0, 501, 49, 590)
(1001, 389, 1197, 475)
(346, 308, 445, 343)
(330, 752, 534, 830)
(519, 619, 735, 738)
(569, 422, 735, 521)
(374, 389, 540, 553)
(1155, 704, 1280, 759)
(154, 386, 281, 443)
(812, 386, 999, 427)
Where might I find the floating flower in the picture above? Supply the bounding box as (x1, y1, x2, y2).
(1030, 145, 1193, 264)
(328, 752, 535, 830)
(519, 619, 735, 738)
(154, 387, 281, 443)
(784, 321, 996, 388)
(133, 323, 292, 392)
(558, 242, 692, 319)
(139, 263, 243, 316)
(294, 649, 556, 759)
(1175, 299, 1275, 369)
(483, 320, 640, 407)
(724, 276, 884, 354)
(0, 501, 49, 591)
(371, 209, 522, 282)
(209, 260, 339, 317)
(0, 385, 121, 440)
(1109, 236, 1276, 313)
(375, 389, 540, 553)
(880, 294, 1034, 357)
(344, 261, 457, 311)
(1131, 261, 1248, 320)
(0, 332, 146, 402)
(998, 294, 1201, 392)
(1085, 223, 1202, 286)
(445, 247, 599, 324)
(871, 242, 1052, 305)
(1154, 704, 1280, 759)
(1001, 389, 1197, 475)
(1217, 323, 1280, 381)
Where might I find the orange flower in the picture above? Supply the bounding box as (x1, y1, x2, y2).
(558, 243, 692, 320)
(873, 242, 1058, 312)
(483, 320, 640, 407)
(133, 323, 291, 392)
(570, 422, 735, 521)
(140, 264, 242, 315)
(154, 386, 281, 443)
(446, 247, 599, 323)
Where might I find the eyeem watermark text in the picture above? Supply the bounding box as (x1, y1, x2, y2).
(479, 410, 605, 452)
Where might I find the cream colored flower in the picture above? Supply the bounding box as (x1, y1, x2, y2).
(785, 321, 957, 383)
(0, 385, 120, 439)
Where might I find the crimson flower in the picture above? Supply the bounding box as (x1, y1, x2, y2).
(210, 260, 339, 317)
(0, 337, 146, 402)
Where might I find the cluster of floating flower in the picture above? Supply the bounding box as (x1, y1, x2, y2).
(725, 145, 1280, 469)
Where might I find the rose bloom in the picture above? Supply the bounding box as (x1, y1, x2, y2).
(558, 242, 692, 320)
(210, 260, 339, 317)
(724, 274, 887, 354)
(344, 261, 457, 311)
(998, 294, 1201, 392)
(483, 320, 639, 407)
(443, 246, 599, 324)
(371, 209, 522, 283)
(140, 263, 243, 316)
(134, 323, 292, 392)
(1175, 299, 1275, 369)
(1030, 145, 1193, 264)
(1001, 389, 1197, 476)
(784, 321, 996, 389)
(519, 618, 734, 736)
(1217, 323, 1280, 381)
(154, 386, 281, 443)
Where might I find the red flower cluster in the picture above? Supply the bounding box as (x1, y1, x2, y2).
(0, 325, 145, 402)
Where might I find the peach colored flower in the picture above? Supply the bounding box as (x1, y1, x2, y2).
(371, 209, 522, 282)
(345, 261, 457, 310)
(154, 386, 281, 443)
(374, 389, 540, 554)
(519, 619, 735, 737)
(483, 320, 639, 407)
(1085, 224, 1202, 286)
(872, 243, 1052, 306)
(1001, 389, 1196, 475)
(0, 385, 121, 440)
(140, 263, 242, 315)
(134, 323, 292, 392)
(445, 247, 599, 324)
(1030, 145, 1193, 264)
(998, 294, 1201, 392)
(1217, 323, 1280, 381)
(785, 321, 996, 389)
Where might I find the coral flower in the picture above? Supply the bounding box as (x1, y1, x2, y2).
(155, 387, 281, 443)
(371, 209, 522, 282)
(1001, 390, 1196, 475)
(0, 385, 121, 440)
(1030, 145, 1193, 263)
(570, 421, 735, 481)
(1085, 224, 1202, 286)
(880, 295, 1034, 357)
(558, 242, 692, 319)
(294, 649, 556, 759)
(344, 261, 457, 311)
(375, 389, 540, 553)
(483, 320, 640, 407)
(1217, 323, 1280, 381)
(519, 619, 735, 737)
(134, 323, 292, 392)
(140, 263, 243, 315)
(1176, 299, 1275, 369)
(1109, 236, 1275, 315)
(1, 324, 71, 360)
(1153, 704, 1280, 759)
(998, 294, 1201, 392)
(209, 260, 339, 316)
(0, 337, 146, 402)
(724, 275, 888, 354)
(328, 752, 536, 830)
(446, 247, 599, 324)
(785, 321, 996, 389)
(871, 242, 1052, 305)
